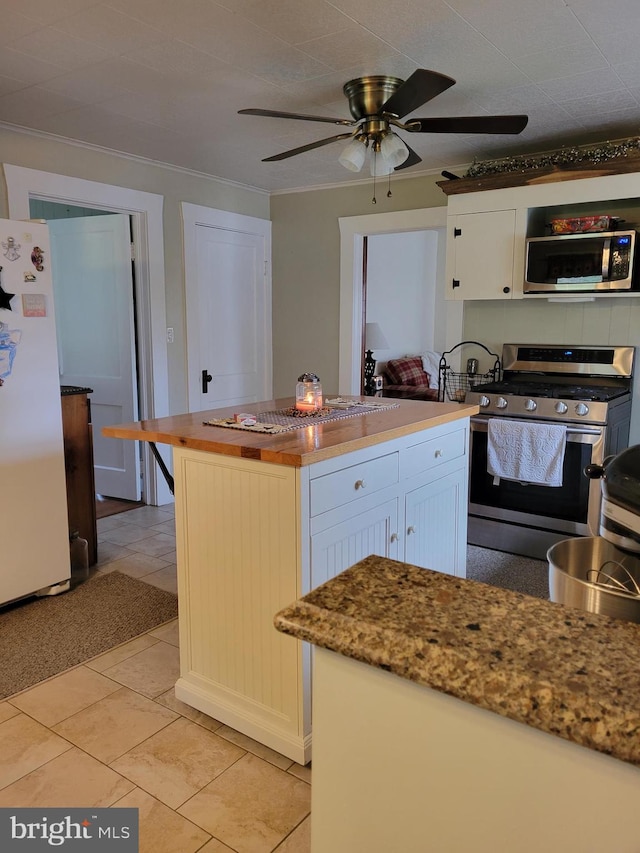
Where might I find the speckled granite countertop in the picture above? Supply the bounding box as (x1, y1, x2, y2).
(274, 555, 640, 766)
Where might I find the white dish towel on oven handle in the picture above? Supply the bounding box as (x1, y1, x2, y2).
(487, 419, 567, 487)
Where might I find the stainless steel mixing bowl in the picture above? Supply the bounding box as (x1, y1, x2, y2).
(548, 536, 640, 623)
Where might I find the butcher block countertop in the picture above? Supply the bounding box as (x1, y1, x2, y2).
(275, 555, 640, 767)
(103, 397, 477, 466)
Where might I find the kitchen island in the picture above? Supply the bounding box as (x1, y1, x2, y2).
(104, 396, 476, 762)
(275, 555, 640, 852)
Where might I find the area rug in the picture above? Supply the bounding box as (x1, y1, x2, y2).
(466, 545, 550, 600)
(0, 571, 178, 700)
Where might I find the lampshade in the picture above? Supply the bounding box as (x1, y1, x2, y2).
(338, 137, 367, 172)
(365, 322, 389, 350)
(380, 132, 410, 168)
(369, 151, 394, 177)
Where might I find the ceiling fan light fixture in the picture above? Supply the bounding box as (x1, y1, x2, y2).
(370, 149, 394, 177)
(338, 136, 367, 171)
(380, 131, 409, 168)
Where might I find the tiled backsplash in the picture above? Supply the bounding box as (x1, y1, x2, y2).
(463, 297, 640, 444)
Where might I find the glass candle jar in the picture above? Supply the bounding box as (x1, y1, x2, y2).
(295, 373, 323, 412)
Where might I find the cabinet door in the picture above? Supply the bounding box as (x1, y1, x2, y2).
(448, 209, 516, 300)
(404, 469, 466, 577)
(311, 498, 399, 589)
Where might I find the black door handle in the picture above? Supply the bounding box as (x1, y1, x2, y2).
(202, 369, 212, 393)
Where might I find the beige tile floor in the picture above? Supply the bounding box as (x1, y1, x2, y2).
(0, 504, 311, 853)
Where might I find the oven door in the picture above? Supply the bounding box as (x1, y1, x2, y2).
(469, 416, 604, 538)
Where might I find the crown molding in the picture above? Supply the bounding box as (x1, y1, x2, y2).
(0, 121, 270, 197)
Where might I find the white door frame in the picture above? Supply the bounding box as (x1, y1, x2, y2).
(338, 207, 462, 394)
(181, 202, 272, 410)
(3, 163, 172, 506)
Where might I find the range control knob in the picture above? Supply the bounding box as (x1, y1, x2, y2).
(479, 395, 490, 408)
(575, 402, 590, 417)
(524, 399, 537, 412)
(555, 401, 568, 415)
(496, 396, 508, 409)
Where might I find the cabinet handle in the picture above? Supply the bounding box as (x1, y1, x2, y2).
(503, 286, 511, 294)
(434, 448, 442, 458)
(452, 279, 460, 289)
(407, 526, 415, 535)
(390, 533, 399, 543)
(354, 479, 366, 490)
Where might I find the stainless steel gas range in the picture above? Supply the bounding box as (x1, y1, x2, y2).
(465, 344, 635, 560)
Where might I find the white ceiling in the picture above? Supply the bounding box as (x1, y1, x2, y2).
(1, 0, 640, 193)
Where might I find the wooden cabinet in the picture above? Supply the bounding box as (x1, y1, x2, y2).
(446, 209, 517, 300)
(61, 387, 97, 566)
(172, 417, 470, 764)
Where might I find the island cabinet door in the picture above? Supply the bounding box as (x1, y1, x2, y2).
(404, 468, 467, 577)
(310, 498, 399, 589)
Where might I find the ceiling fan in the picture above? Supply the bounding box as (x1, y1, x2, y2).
(239, 69, 528, 176)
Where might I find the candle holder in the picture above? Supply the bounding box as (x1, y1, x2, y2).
(295, 373, 323, 412)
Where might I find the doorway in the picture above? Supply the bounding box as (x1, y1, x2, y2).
(30, 201, 142, 503)
(338, 207, 463, 395)
(3, 164, 171, 506)
(364, 230, 439, 369)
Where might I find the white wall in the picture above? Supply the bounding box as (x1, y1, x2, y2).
(365, 230, 438, 362)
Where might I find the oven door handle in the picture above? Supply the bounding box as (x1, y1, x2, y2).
(470, 416, 603, 437)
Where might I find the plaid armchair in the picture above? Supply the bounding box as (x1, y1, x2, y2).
(381, 356, 439, 401)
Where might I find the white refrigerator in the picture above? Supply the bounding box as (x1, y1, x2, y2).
(0, 217, 70, 606)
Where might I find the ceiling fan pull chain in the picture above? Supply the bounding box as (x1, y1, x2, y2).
(371, 152, 377, 204)
(387, 173, 392, 198)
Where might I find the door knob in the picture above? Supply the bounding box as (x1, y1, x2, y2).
(202, 369, 213, 393)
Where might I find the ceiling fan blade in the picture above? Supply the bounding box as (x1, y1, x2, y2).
(262, 132, 354, 162)
(408, 115, 529, 134)
(381, 69, 456, 118)
(239, 108, 354, 127)
(394, 143, 422, 171)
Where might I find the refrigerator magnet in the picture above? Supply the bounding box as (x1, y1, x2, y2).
(0, 271, 15, 310)
(24, 272, 37, 283)
(31, 246, 44, 271)
(2, 236, 20, 261)
(22, 293, 46, 317)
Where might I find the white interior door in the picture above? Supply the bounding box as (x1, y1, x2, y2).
(48, 214, 140, 500)
(183, 205, 272, 413)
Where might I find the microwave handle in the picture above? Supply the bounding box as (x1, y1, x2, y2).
(602, 236, 611, 281)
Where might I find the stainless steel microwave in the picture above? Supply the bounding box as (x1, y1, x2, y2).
(524, 230, 638, 293)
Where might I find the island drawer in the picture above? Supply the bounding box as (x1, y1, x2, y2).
(310, 452, 399, 517)
(402, 427, 466, 478)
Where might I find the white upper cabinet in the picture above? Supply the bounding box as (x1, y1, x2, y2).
(442, 169, 640, 302)
(446, 209, 517, 300)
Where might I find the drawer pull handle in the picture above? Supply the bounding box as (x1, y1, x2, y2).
(390, 532, 399, 543)
(434, 449, 443, 458)
(354, 479, 366, 490)
(407, 525, 415, 535)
